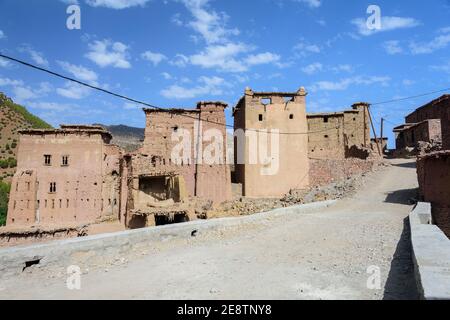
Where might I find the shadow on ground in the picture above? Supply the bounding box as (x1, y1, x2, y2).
(383, 217, 420, 300)
(384, 189, 418, 205)
(391, 161, 417, 169)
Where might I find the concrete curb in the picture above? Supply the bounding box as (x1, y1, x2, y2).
(0, 200, 336, 278)
(410, 202, 450, 300)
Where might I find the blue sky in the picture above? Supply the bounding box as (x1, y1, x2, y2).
(0, 0, 450, 147)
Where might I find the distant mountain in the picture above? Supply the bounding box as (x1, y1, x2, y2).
(0, 92, 52, 182)
(94, 124, 144, 152)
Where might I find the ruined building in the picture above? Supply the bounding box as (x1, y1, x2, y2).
(307, 102, 371, 159)
(123, 102, 232, 226)
(7, 125, 122, 226)
(233, 87, 309, 198)
(394, 95, 449, 150)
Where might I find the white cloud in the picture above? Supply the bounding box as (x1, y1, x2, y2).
(123, 102, 141, 110)
(180, 0, 240, 44)
(12, 82, 52, 103)
(438, 26, 450, 34)
(56, 82, 91, 99)
(352, 16, 420, 36)
(57, 61, 98, 84)
(301, 62, 323, 75)
(0, 30, 4, 39)
(141, 51, 167, 66)
(402, 79, 415, 86)
(170, 54, 189, 67)
(294, 0, 321, 8)
(245, 52, 280, 66)
(383, 40, 403, 55)
(161, 72, 173, 80)
(161, 76, 230, 99)
(409, 29, 450, 54)
(85, 39, 131, 68)
(310, 76, 391, 92)
(0, 58, 11, 68)
(0, 77, 23, 87)
(331, 64, 354, 73)
(190, 42, 250, 72)
(293, 40, 321, 56)
(85, 0, 150, 9)
(18, 45, 49, 67)
(430, 62, 450, 74)
(28, 101, 71, 112)
(171, 13, 184, 26)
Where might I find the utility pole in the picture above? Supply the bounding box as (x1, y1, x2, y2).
(367, 105, 382, 156)
(380, 117, 384, 152)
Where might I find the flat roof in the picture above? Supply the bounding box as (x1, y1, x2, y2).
(307, 112, 344, 118)
(19, 126, 112, 139)
(143, 101, 228, 114)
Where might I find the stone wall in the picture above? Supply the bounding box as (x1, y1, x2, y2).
(309, 158, 377, 187)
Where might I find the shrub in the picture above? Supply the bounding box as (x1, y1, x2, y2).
(0, 160, 8, 169)
(0, 181, 11, 226)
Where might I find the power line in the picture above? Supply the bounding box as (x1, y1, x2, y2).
(0, 52, 333, 135)
(371, 87, 450, 106)
(1, 52, 448, 135)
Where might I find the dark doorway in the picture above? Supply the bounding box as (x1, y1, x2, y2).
(139, 176, 169, 201)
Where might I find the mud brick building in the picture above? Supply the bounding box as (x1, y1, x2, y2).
(394, 95, 449, 149)
(233, 87, 309, 198)
(307, 102, 371, 159)
(393, 120, 441, 149)
(124, 102, 232, 226)
(7, 125, 122, 226)
(417, 151, 450, 238)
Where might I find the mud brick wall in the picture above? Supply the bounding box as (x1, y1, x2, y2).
(309, 158, 376, 187)
(417, 151, 450, 238)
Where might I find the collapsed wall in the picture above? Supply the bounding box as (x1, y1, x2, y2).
(124, 102, 232, 227)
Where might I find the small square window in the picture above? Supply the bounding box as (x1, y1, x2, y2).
(62, 155, 69, 166)
(289, 114, 294, 120)
(44, 155, 52, 166)
(261, 98, 272, 105)
(49, 182, 56, 193)
(259, 114, 263, 121)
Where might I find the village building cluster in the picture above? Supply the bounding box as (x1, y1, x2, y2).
(6, 86, 381, 229)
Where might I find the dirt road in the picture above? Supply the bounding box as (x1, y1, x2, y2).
(0, 158, 420, 300)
